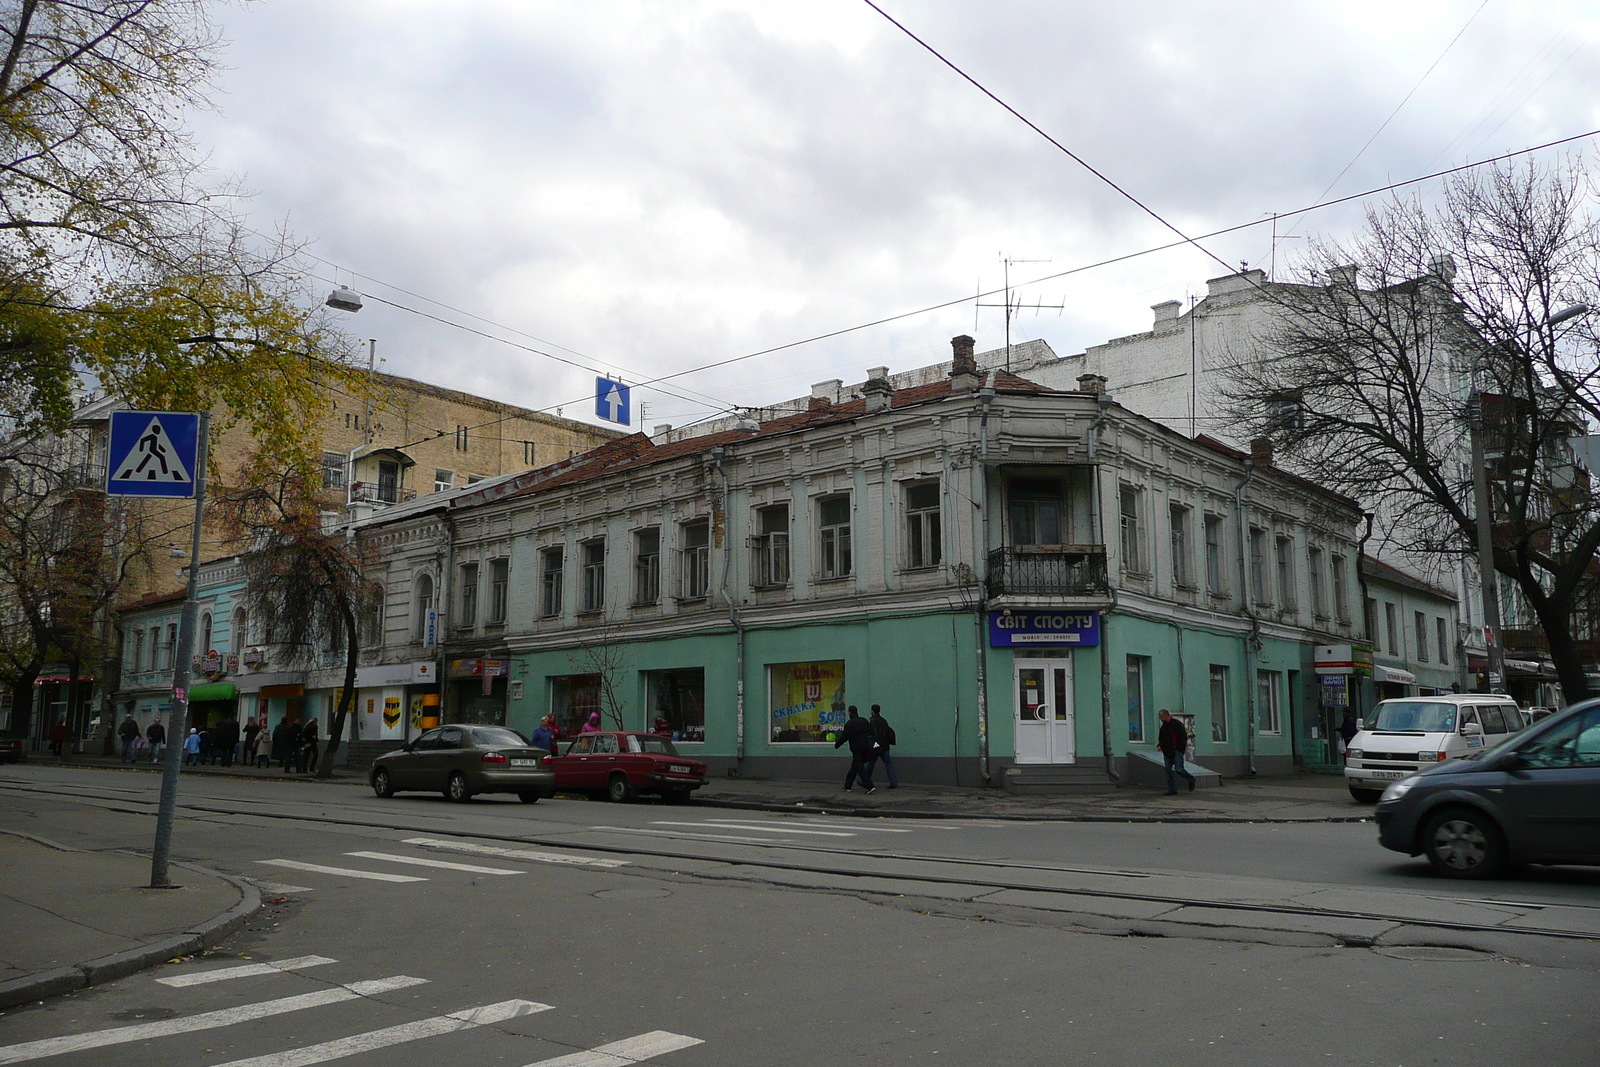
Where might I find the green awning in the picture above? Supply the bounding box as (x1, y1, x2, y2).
(186, 683, 237, 703)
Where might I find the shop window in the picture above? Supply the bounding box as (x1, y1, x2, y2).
(905, 483, 942, 568)
(646, 668, 706, 742)
(681, 520, 710, 598)
(489, 558, 509, 624)
(459, 562, 479, 628)
(550, 674, 601, 738)
(581, 540, 605, 612)
(634, 527, 661, 605)
(1209, 664, 1229, 743)
(1257, 670, 1283, 734)
(1008, 478, 1064, 546)
(753, 505, 790, 587)
(769, 660, 846, 743)
(541, 547, 564, 618)
(1126, 655, 1148, 742)
(817, 496, 852, 579)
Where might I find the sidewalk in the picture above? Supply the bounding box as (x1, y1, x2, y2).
(0, 829, 259, 1010)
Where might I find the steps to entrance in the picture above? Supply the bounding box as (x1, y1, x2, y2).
(1123, 750, 1223, 790)
(1001, 763, 1118, 796)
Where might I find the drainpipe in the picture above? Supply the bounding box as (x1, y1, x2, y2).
(1234, 460, 1259, 776)
(1085, 393, 1119, 781)
(440, 513, 457, 732)
(711, 448, 746, 763)
(974, 382, 997, 785)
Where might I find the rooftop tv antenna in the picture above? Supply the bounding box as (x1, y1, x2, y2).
(976, 255, 1064, 370)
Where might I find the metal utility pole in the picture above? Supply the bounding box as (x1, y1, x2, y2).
(150, 413, 211, 887)
(1467, 394, 1505, 695)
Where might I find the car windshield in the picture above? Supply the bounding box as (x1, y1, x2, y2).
(1368, 701, 1457, 732)
(628, 735, 680, 755)
(472, 727, 530, 747)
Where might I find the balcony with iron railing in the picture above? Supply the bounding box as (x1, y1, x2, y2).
(986, 545, 1110, 598)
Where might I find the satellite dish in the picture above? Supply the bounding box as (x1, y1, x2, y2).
(325, 287, 363, 313)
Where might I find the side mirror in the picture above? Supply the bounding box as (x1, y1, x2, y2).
(402, 741, 414, 753)
(1494, 751, 1526, 771)
(1461, 721, 1482, 737)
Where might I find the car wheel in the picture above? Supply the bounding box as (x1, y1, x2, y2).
(446, 771, 472, 803)
(518, 791, 540, 804)
(1348, 785, 1383, 803)
(372, 768, 395, 798)
(607, 773, 633, 803)
(662, 788, 690, 805)
(1421, 807, 1505, 879)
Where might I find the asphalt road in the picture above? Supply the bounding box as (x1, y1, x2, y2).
(1, 764, 1597, 1067)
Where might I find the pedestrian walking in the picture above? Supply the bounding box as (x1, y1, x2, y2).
(117, 714, 140, 762)
(253, 719, 272, 767)
(300, 718, 320, 774)
(146, 719, 165, 763)
(833, 705, 878, 794)
(867, 704, 899, 788)
(1338, 709, 1360, 760)
(1157, 710, 1196, 795)
(48, 718, 66, 758)
(531, 715, 559, 756)
(183, 727, 201, 765)
(272, 718, 295, 773)
(242, 717, 261, 764)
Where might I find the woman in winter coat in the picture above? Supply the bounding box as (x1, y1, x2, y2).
(581, 712, 602, 734)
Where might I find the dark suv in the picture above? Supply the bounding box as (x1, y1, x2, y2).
(1375, 699, 1600, 878)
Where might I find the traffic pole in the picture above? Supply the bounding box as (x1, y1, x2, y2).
(149, 413, 210, 888)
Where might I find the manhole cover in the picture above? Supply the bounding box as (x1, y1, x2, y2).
(1372, 946, 1496, 962)
(592, 887, 673, 901)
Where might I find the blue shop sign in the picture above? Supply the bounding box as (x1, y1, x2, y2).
(989, 610, 1100, 648)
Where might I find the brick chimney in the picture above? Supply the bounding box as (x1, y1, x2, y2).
(1250, 437, 1274, 467)
(863, 366, 892, 413)
(1077, 373, 1108, 395)
(810, 379, 841, 411)
(949, 335, 979, 392)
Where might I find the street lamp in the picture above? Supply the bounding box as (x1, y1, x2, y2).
(325, 286, 363, 313)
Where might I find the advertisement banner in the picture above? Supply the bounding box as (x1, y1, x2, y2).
(769, 660, 847, 743)
(988, 610, 1100, 647)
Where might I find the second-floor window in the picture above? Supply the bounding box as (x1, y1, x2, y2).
(200, 613, 212, 655)
(489, 558, 509, 623)
(1204, 515, 1225, 594)
(1249, 528, 1268, 604)
(415, 574, 434, 639)
(130, 629, 144, 671)
(818, 496, 852, 579)
(1331, 553, 1349, 621)
(364, 587, 384, 647)
(1437, 617, 1451, 665)
(582, 540, 606, 612)
(1008, 478, 1063, 545)
(163, 623, 177, 669)
(1415, 611, 1429, 662)
(1308, 546, 1325, 617)
(322, 452, 345, 490)
(682, 520, 710, 598)
(232, 609, 248, 653)
(1385, 601, 1399, 656)
(148, 626, 160, 670)
(1119, 486, 1143, 574)
(541, 547, 564, 618)
(754, 505, 790, 587)
(906, 483, 941, 568)
(1275, 535, 1296, 610)
(634, 528, 661, 604)
(459, 563, 479, 627)
(1169, 504, 1191, 587)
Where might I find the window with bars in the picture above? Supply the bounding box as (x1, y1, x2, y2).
(818, 496, 852, 579)
(753, 505, 790, 587)
(905, 483, 941, 569)
(581, 540, 606, 612)
(634, 528, 661, 605)
(681, 520, 710, 598)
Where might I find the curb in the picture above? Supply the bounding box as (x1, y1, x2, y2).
(689, 795, 1373, 824)
(0, 859, 261, 1011)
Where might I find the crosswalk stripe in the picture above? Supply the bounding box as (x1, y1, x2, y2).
(0, 976, 427, 1064)
(524, 1030, 704, 1066)
(401, 837, 630, 868)
(258, 860, 426, 883)
(206, 999, 552, 1067)
(343, 851, 525, 875)
(157, 955, 339, 987)
(651, 821, 854, 837)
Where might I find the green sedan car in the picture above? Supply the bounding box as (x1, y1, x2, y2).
(369, 724, 556, 803)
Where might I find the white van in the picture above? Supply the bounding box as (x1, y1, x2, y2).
(1344, 694, 1524, 802)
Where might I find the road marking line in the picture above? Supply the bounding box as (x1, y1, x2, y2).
(402, 837, 630, 868)
(524, 1030, 704, 1066)
(0, 976, 428, 1064)
(157, 955, 338, 987)
(257, 860, 426, 883)
(590, 826, 781, 845)
(343, 851, 525, 875)
(765, 821, 916, 833)
(253, 881, 315, 894)
(206, 998, 552, 1067)
(666, 820, 857, 837)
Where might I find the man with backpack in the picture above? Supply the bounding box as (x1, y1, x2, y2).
(867, 704, 899, 789)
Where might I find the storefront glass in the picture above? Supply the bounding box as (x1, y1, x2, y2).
(644, 668, 706, 742)
(550, 673, 602, 737)
(769, 660, 847, 743)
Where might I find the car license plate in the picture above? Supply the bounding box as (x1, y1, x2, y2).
(1367, 770, 1406, 780)
(510, 758, 540, 767)
(670, 764, 692, 774)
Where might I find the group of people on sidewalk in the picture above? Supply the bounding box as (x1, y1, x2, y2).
(832, 704, 898, 794)
(104, 711, 326, 774)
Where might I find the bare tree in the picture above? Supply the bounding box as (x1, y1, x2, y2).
(569, 615, 629, 731)
(221, 462, 377, 778)
(1227, 156, 1600, 701)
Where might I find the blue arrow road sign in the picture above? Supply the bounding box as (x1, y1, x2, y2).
(106, 411, 201, 497)
(596, 377, 631, 426)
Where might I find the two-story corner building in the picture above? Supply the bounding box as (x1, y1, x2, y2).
(356, 337, 1367, 787)
(1361, 556, 1468, 700)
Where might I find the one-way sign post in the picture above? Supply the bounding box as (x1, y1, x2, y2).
(596, 376, 631, 426)
(108, 411, 211, 888)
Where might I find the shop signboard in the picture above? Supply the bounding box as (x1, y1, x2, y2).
(988, 610, 1099, 647)
(1313, 644, 1373, 676)
(1319, 674, 1349, 707)
(769, 660, 847, 743)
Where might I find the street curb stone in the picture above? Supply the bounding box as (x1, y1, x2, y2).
(0, 860, 261, 1011)
(691, 795, 1373, 824)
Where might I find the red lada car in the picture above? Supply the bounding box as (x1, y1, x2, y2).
(549, 731, 708, 802)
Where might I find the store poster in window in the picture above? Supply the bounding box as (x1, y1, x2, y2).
(770, 660, 847, 742)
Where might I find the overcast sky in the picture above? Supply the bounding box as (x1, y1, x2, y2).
(193, 0, 1600, 433)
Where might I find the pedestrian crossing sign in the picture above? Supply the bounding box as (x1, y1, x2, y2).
(106, 411, 202, 497)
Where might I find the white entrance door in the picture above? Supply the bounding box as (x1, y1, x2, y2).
(1013, 657, 1076, 764)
